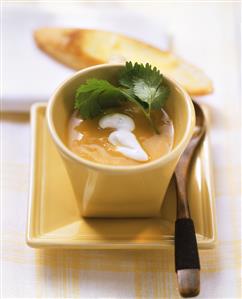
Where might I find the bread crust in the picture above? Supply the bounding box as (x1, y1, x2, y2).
(34, 28, 213, 95)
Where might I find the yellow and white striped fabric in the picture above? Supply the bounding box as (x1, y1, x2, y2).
(2, 3, 241, 298)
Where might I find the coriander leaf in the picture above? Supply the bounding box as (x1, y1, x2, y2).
(133, 79, 158, 103)
(119, 62, 162, 90)
(150, 85, 170, 109)
(74, 79, 123, 119)
(119, 62, 170, 112)
(73, 62, 170, 134)
(119, 62, 170, 133)
(133, 79, 170, 110)
(118, 61, 136, 88)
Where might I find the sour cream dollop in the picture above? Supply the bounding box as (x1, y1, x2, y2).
(99, 113, 148, 162)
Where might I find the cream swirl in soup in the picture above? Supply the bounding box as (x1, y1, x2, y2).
(68, 103, 174, 166)
(99, 113, 148, 161)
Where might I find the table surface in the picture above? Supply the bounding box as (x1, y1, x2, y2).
(2, 2, 241, 298)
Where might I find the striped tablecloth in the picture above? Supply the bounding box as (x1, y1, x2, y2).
(2, 2, 241, 298)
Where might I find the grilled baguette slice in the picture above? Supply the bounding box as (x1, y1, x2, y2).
(34, 28, 213, 95)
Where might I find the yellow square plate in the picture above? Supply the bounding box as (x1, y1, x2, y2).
(27, 103, 216, 249)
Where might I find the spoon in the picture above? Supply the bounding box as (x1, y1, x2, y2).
(174, 101, 206, 297)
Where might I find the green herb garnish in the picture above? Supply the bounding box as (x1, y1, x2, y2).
(74, 62, 170, 133)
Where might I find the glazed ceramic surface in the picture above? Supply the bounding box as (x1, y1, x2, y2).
(27, 104, 216, 249)
(46, 64, 195, 217)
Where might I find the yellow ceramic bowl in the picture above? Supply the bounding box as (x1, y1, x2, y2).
(47, 64, 195, 218)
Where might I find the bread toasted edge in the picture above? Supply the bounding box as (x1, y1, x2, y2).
(34, 28, 213, 96)
(34, 28, 103, 70)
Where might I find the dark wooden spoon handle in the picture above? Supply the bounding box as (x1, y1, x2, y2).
(175, 218, 200, 297)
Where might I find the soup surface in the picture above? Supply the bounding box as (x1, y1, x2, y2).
(68, 103, 174, 166)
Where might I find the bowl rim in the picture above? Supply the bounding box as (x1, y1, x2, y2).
(47, 63, 195, 173)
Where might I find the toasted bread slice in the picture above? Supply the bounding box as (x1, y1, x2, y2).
(34, 28, 213, 95)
